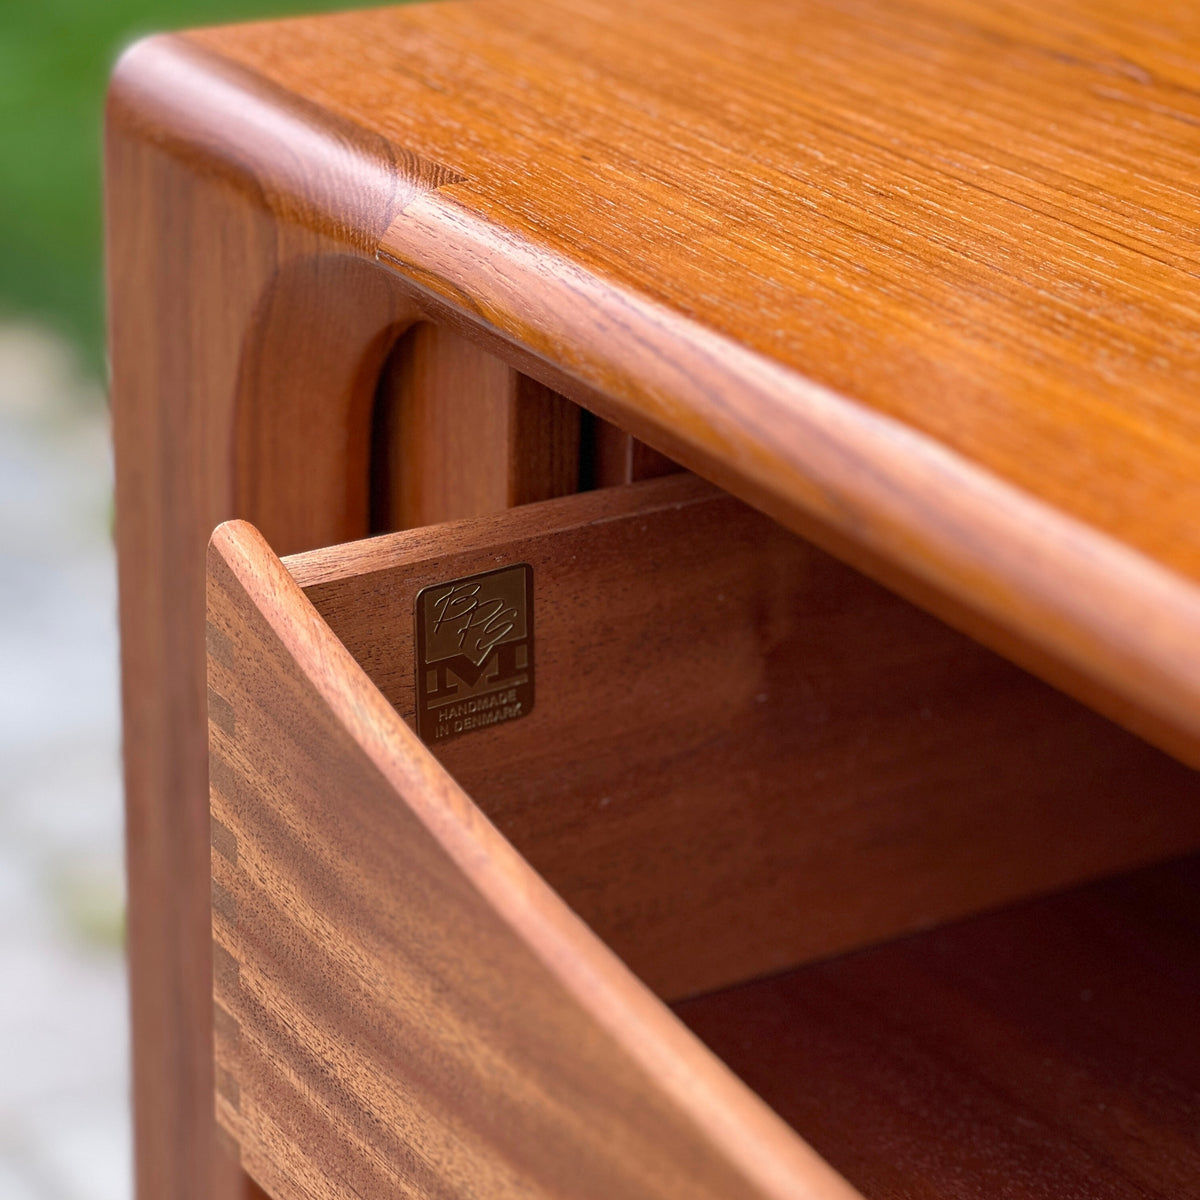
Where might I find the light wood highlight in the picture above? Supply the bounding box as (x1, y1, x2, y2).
(677, 853, 1200, 1199)
(207, 518, 860, 1200)
(286, 475, 1200, 1001)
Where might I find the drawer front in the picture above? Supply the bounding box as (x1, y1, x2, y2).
(207, 508, 856, 1200)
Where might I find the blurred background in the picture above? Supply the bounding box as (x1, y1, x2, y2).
(0, 3, 360, 1197)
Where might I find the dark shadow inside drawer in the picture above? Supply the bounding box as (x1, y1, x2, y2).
(676, 850, 1200, 1198)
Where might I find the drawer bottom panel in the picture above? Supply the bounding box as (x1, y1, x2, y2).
(678, 852, 1200, 1199)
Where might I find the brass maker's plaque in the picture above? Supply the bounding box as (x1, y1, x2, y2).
(415, 564, 534, 743)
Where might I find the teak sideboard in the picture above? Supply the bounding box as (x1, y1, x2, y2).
(105, 2, 1200, 1199)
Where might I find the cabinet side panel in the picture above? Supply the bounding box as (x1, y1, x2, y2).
(107, 35, 420, 1200)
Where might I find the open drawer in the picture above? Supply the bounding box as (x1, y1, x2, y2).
(207, 474, 1200, 1200)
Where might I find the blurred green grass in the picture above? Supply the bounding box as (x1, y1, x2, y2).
(0, 0, 369, 381)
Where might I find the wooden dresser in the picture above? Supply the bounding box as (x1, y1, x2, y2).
(105, 1, 1200, 1198)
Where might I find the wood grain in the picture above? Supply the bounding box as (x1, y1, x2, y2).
(677, 853, 1200, 1199)
(184, 0, 1200, 764)
(108, 6, 1200, 1198)
(286, 475, 1200, 1001)
(106, 34, 582, 1200)
(107, 41, 411, 1198)
(207, 518, 861, 1200)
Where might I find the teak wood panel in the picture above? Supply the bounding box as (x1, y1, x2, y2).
(207, 519, 860, 1200)
(286, 475, 1200, 1002)
(106, 40, 584, 1200)
(677, 853, 1200, 1199)
(180, 0, 1200, 763)
(106, 6, 1200, 1200)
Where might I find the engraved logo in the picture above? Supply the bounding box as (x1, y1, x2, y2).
(415, 564, 533, 743)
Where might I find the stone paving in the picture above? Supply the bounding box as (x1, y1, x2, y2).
(0, 324, 131, 1200)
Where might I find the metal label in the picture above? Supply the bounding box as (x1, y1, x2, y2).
(415, 563, 534, 743)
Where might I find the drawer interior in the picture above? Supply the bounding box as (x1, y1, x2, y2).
(677, 852, 1200, 1198)
(209, 474, 1200, 1200)
(287, 473, 1200, 1003)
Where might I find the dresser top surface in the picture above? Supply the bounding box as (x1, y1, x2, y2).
(164, 0, 1200, 756)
